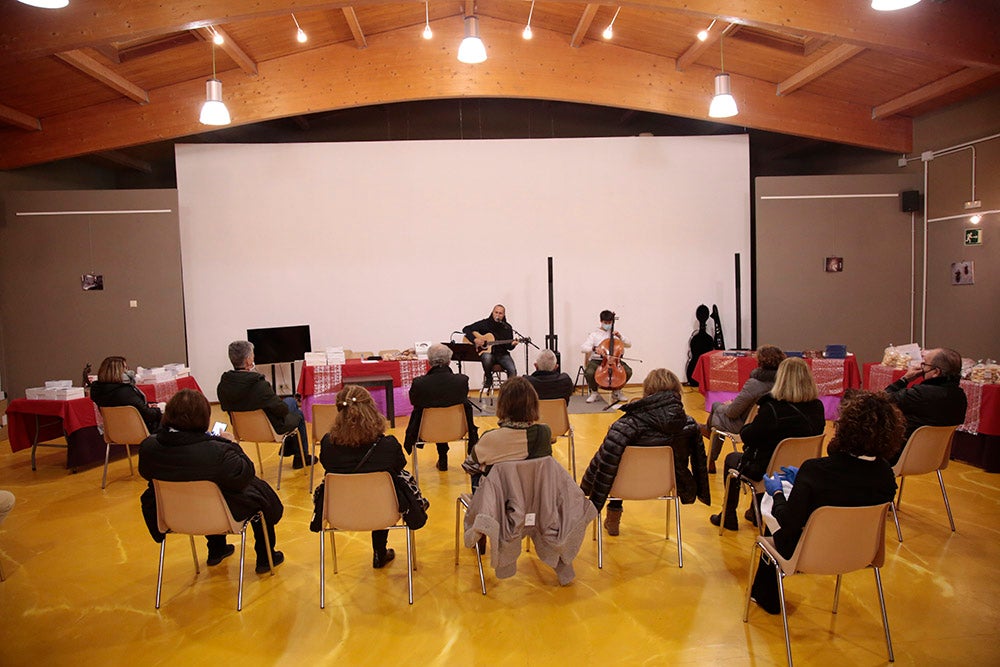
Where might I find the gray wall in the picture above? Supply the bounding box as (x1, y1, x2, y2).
(0, 190, 185, 399)
(756, 174, 922, 365)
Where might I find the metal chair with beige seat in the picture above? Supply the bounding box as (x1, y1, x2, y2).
(411, 404, 468, 484)
(319, 472, 416, 606)
(595, 445, 684, 568)
(309, 403, 339, 492)
(152, 479, 275, 611)
(228, 409, 306, 491)
(98, 405, 148, 490)
(537, 398, 577, 480)
(744, 502, 895, 667)
(888, 424, 959, 542)
(719, 433, 825, 536)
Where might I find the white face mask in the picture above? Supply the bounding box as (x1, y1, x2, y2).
(601, 323, 612, 332)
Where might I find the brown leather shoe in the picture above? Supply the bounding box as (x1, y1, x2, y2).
(604, 508, 622, 536)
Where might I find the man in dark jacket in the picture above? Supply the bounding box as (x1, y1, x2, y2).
(525, 349, 574, 403)
(404, 343, 479, 471)
(885, 347, 967, 463)
(217, 340, 312, 468)
(462, 304, 519, 387)
(139, 389, 284, 573)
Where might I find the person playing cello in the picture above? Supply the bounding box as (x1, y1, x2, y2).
(581, 310, 633, 403)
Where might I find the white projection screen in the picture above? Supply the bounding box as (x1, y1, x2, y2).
(176, 135, 750, 400)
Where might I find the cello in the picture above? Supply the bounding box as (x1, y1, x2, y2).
(594, 312, 628, 391)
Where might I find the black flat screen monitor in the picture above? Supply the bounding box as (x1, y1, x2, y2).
(246, 325, 311, 365)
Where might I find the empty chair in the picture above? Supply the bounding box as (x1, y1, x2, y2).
(597, 446, 683, 568)
(889, 424, 959, 541)
(319, 472, 415, 606)
(412, 404, 468, 484)
(309, 403, 339, 492)
(99, 405, 149, 490)
(229, 409, 306, 491)
(720, 434, 825, 536)
(153, 480, 274, 611)
(744, 503, 894, 667)
(537, 398, 577, 480)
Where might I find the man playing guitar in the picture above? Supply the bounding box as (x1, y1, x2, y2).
(462, 304, 520, 388)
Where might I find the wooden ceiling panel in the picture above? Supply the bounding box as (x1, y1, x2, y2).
(109, 42, 216, 91)
(0, 57, 122, 118)
(352, 4, 435, 36)
(801, 52, 963, 108)
(219, 13, 348, 62)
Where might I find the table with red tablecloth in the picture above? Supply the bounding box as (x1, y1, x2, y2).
(5, 397, 106, 470)
(296, 359, 429, 422)
(863, 362, 1000, 471)
(137, 376, 203, 404)
(692, 350, 861, 420)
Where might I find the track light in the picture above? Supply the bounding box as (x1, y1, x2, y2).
(697, 18, 717, 42)
(291, 14, 307, 43)
(458, 16, 487, 64)
(523, 0, 535, 40)
(602, 7, 621, 40)
(708, 35, 737, 118)
(871, 0, 921, 10)
(16, 0, 69, 7)
(199, 43, 231, 126)
(422, 1, 433, 39)
(211, 28, 224, 45)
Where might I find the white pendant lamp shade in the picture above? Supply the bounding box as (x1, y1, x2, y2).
(17, 0, 69, 7)
(199, 79, 231, 126)
(708, 73, 738, 118)
(871, 0, 921, 10)
(458, 16, 487, 64)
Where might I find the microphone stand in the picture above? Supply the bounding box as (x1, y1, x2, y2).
(512, 328, 539, 375)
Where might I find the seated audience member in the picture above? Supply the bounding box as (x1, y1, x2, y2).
(700, 345, 786, 474)
(581, 368, 709, 537)
(403, 343, 479, 471)
(463, 377, 552, 487)
(525, 349, 575, 403)
(320, 385, 411, 569)
(89, 355, 162, 433)
(217, 340, 313, 469)
(710, 358, 825, 531)
(749, 390, 902, 614)
(885, 347, 967, 462)
(138, 389, 285, 573)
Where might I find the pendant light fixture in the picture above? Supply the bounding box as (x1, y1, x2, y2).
(871, 0, 921, 10)
(458, 15, 487, 64)
(291, 14, 308, 43)
(708, 35, 737, 118)
(602, 7, 621, 40)
(199, 42, 231, 126)
(523, 0, 535, 40)
(422, 1, 433, 39)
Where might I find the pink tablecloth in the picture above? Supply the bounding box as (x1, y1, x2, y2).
(137, 376, 203, 403)
(296, 359, 429, 421)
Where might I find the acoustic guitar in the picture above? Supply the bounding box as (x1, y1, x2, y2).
(464, 332, 530, 355)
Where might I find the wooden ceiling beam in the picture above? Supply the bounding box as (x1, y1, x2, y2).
(93, 150, 153, 173)
(777, 44, 865, 96)
(0, 0, 994, 69)
(676, 22, 736, 72)
(0, 103, 41, 131)
(0, 18, 912, 170)
(872, 68, 996, 119)
(342, 8, 368, 49)
(195, 27, 257, 75)
(53, 49, 149, 104)
(570, 4, 599, 49)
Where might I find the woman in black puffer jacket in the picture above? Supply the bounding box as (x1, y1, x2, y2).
(581, 368, 710, 537)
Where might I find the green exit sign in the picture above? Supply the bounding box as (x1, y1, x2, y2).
(965, 229, 982, 245)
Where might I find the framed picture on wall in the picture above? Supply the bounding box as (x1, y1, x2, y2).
(951, 261, 974, 285)
(824, 257, 843, 272)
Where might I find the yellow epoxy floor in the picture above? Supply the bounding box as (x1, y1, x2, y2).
(1, 387, 998, 665)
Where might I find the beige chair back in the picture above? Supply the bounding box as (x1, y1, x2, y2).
(153, 480, 243, 536)
(744, 403, 760, 425)
(609, 446, 675, 500)
(767, 434, 825, 473)
(229, 409, 282, 443)
(537, 399, 571, 440)
(100, 405, 150, 445)
(780, 503, 890, 575)
(893, 425, 957, 477)
(311, 403, 338, 444)
(324, 472, 401, 531)
(418, 404, 468, 442)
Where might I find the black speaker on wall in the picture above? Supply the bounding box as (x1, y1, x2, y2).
(901, 190, 923, 213)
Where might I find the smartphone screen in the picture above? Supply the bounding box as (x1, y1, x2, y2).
(211, 421, 227, 436)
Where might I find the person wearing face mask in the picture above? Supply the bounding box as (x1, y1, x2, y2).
(581, 310, 632, 403)
(90, 355, 163, 433)
(463, 304, 520, 389)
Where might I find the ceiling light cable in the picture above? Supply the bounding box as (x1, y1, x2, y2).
(602, 7, 621, 40)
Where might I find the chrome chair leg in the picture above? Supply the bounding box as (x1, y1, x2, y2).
(874, 566, 895, 662)
(937, 470, 956, 532)
(889, 502, 903, 542)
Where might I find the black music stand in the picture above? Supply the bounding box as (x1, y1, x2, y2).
(445, 341, 480, 375)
